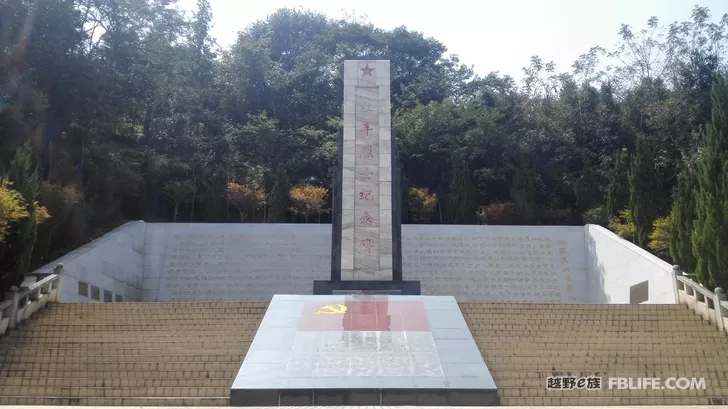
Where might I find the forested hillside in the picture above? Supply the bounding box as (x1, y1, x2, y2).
(1, 0, 728, 291)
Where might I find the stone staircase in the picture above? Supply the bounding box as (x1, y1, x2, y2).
(461, 303, 728, 406)
(0, 302, 268, 406)
(0, 301, 727, 406)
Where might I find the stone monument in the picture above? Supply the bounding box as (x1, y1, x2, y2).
(230, 294, 499, 406)
(230, 60, 498, 406)
(315, 59, 419, 295)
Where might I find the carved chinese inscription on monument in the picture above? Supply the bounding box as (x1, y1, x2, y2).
(358, 168, 374, 180)
(401, 232, 581, 302)
(362, 122, 372, 136)
(160, 232, 330, 301)
(359, 239, 374, 254)
(359, 212, 374, 225)
(358, 189, 373, 202)
(359, 145, 374, 159)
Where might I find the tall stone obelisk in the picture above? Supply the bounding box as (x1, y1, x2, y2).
(317, 59, 416, 295)
(341, 59, 393, 280)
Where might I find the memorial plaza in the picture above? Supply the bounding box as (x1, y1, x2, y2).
(1, 60, 727, 407)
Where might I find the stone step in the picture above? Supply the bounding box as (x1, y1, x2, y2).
(0, 369, 236, 379)
(0, 386, 229, 398)
(0, 377, 233, 387)
(0, 396, 229, 406)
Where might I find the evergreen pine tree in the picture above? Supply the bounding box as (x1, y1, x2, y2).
(267, 165, 291, 222)
(669, 165, 697, 273)
(511, 155, 537, 224)
(606, 148, 630, 217)
(629, 137, 660, 248)
(692, 75, 728, 289)
(448, 159, 477, 224)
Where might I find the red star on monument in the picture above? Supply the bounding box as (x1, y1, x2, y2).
(361, 64, 375, 76)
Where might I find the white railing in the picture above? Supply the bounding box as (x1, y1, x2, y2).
(672, 265, 728, 335)
(0, 263, 62, 335)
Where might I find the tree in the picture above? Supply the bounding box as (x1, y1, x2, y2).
(477, 202, 519, 225)
(289, 184, 328, 223)
(648, 215, 672, 261)
(38, 182, 83, 258)
(629, 137, 660, 247)
(606, 148, 630, 217)
(407, 187, 438, 223)
(0, 3, 726, 292)
(669, 166, 697, 273)
(448, 160, 477, 224)
(267, 165, 291, 222)
(164, 180, 195, 223)
(0, 180, 29, 242)
(227, 182, 265, 222)
(1, 142, 46, 279)
(510, 156, 536, 224)
(691, 75, 728, 289)
(609, 209, 636, 242)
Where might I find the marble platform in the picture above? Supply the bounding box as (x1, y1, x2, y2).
(230, 295, 498, 406)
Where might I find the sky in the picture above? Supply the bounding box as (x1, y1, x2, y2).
(178, 0, 728, 81)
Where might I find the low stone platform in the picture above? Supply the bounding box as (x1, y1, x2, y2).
(230, 295, 497, 406)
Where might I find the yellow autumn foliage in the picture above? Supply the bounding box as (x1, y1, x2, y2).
(608, 208, 636, 242)
(289, 184, 328, 222)
(226, 182, 264, 221)
(648, 215, 671, 259)
(0, 179, 30, 241)
(407, 187, 437, 223)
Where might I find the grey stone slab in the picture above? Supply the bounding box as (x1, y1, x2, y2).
(437, 347, 485, 364)
(314, 388, 382, 405)
(426, 310, 469, 329)
(382, 389, 416, 405)
(446, 375, 497, 389)
(434, 338, 478, 351)
(412, 377, 449, 388)
(257, 316, 300, 329)
(242, 349, 290, 364)
(232, 294, 497, 405)
(414, 389, 449, 406)
(229, 389, 279, 406)
(441, 362, 492, 378)
(431, 327, 473, 339)
(248, 331, 296, 350)
(411, 354, 445, 376)
(284, 377, 319, 388)
(280, 389, 313, 405)
(235, 362, 287, 382)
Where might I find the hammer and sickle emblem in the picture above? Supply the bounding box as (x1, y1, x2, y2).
(314, 304, 347, 315)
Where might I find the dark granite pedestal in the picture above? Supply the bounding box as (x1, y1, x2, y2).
(230, 294, 498, 406)
(313, 280, 421, 295)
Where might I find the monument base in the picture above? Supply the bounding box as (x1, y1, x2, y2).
(230, 294, 498, 407)
(313, 280, 421, 295)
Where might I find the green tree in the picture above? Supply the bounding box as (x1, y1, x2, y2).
(511, 156, 537, 224)
(629, 137, 660, 247)
(448, 160, 477, 224)
(268, 165, 291, 222)
(606, 148, 630, 217)
(669, 166, 698, 273)
(648, 215, 672, 261)
(692, 75, 728, 289)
